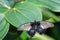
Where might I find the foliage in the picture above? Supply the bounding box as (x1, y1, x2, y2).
(0, 0, 60, 40)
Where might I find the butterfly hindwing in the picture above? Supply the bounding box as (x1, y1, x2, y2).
(27, 29, 35, 37)
(37, 28, 46, 34)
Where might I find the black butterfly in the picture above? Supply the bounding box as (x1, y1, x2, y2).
(17, 21, 54, 37)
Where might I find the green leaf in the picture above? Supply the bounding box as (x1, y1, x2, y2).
(0, 3, 8, 13)
(7, 0, 14, 7)
(20, 31, 30, 40)
(30, 33, 55, 40)
(0, 14, 7, 31)
(27, 0, 60, 12)
(42, 8, 60, 22)
(58, 16, 60, 17)
(0, 0, 11, 11)
(5, 1, 42, 27)
(0, 13, 9, 40)
(0, 17, 6, 31)
(0, 18, 9, 40)
(0, 0, 11, 7)
(0, 14, 4, 22)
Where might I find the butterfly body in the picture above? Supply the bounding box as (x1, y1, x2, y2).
(17, 21, 54, 37)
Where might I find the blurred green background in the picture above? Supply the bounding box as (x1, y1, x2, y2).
(3, 11, 60, 40)
(0, 0, 60, 40)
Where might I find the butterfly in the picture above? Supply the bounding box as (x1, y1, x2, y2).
(17, 21, 54, 37)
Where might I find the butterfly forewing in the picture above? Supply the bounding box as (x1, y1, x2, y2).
(40, 21, 54, 29)
(17, 23, 32, 31)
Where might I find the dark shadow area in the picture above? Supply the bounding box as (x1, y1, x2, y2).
(45, 22, 60, 40)
(3, 24, 21, 40)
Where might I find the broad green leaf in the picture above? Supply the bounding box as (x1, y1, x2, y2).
(0, 18, 9, 40)
(7, 0, 14, 7)
(0, 0, 9, 6)
(0, 14, 4, 22)
(52, 0, 60, 4)
(27, 0, 60, 12)
(0, 0, 11, 7)
(0, 14, 9, 40)
(0, 18, 6, 31)
(0, 0, 11, 12)
(0, 14, 6, 31)
(5, 1, 42, 27)
(0, 3, 8, 13)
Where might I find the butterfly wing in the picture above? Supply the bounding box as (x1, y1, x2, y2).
(36, 25, 46, 34)
(37, 28, 46, 34)
(40, 21, 54, 29)
(17, 23, 32, 31)
(37, 21, 54, 34)
(17, 22, 35, 37)
(27, 29, 35, 37)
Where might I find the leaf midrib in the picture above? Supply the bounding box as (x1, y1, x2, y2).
(15, 8, 32, 21)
